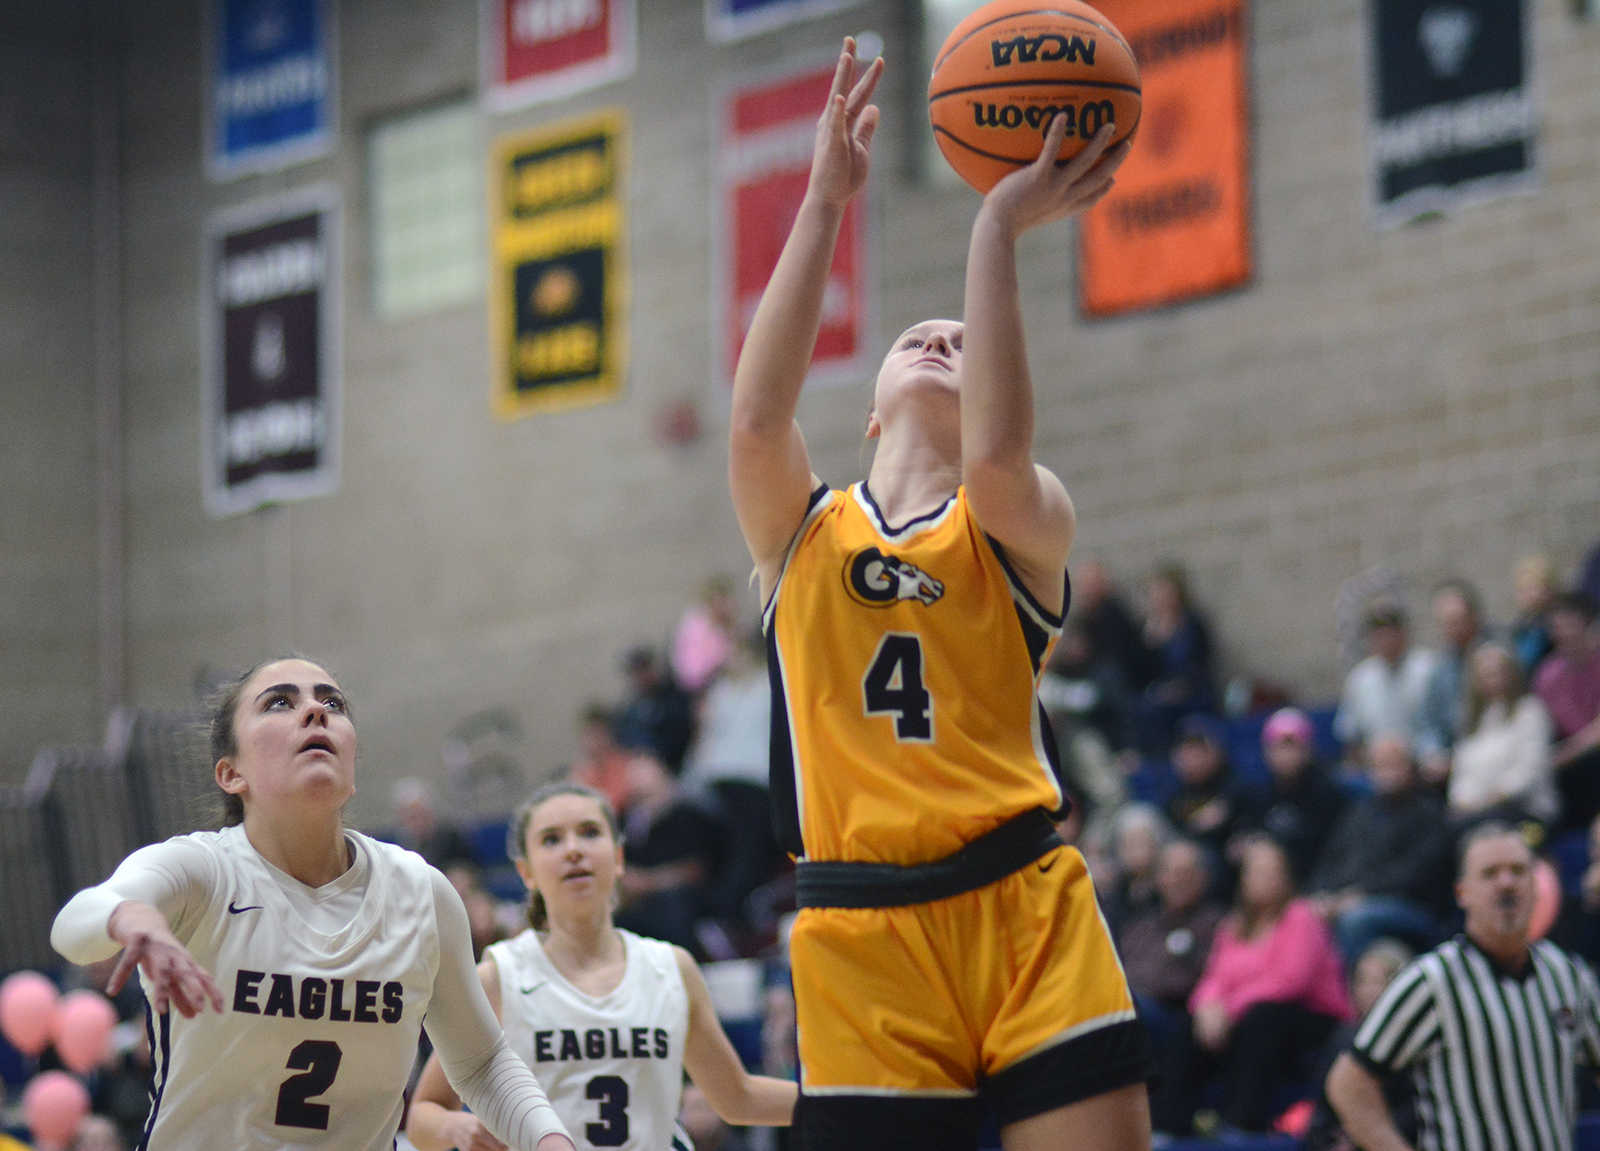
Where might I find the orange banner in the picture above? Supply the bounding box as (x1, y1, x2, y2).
(1077, 0, 1251, 316)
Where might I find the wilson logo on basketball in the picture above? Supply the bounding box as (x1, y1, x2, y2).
(989, 34, 1097, 68)
(844, 548, 945, 608)
(970, 99, 1115, 138)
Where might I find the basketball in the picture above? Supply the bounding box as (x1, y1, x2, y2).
(929, 0, 1141, 194)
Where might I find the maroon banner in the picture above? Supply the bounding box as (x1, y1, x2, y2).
(715, 58, 873, 393)
(203, 186, 341, 516)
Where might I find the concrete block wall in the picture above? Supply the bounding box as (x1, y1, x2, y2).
(46, 0, 1600, 819)
(0, 4, 99, 786)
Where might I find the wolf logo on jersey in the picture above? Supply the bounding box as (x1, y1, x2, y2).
(844, 547, 945, 607)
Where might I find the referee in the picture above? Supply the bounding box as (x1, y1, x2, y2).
(1326, 821, 1600, 1151)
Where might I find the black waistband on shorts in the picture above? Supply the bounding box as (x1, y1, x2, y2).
(794, 807, 1065, 910)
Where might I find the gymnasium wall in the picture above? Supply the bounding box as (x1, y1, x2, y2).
(0, 4, 100, 785)
(31, 0, 1600, 815)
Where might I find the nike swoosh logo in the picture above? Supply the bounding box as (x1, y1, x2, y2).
(228, 902, 264, 914)
(520, 982, 548, 995)
(1037, 857, 1058, 874)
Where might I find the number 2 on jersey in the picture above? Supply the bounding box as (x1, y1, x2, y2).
(275, 1039, 342, 1129)
(585, 1075, 630, 1146)
(863, 633, 933, 742)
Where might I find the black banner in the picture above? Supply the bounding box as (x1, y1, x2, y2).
(204, 189, 339, 515)
(1371, 0, 1536, 225)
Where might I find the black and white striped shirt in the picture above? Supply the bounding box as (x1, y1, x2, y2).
(1352, 935, 1600, 1151)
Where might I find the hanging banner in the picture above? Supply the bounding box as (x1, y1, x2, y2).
(482, 0, 636, 112)
(491, 111, 629, 419)
(207, 0, 336, 181)
(714, 57, 874, 393)
(1369, 0, 1535, 227)
(1077, 0, 1252, 317)
(705, 0, 866, 44)
(203, 186, 341, 517)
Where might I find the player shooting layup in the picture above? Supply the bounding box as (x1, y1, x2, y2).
(727, 39, 1153, 1151)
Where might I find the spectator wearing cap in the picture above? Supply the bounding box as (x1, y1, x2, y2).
(1237, 707, 1347, 882)
(1334, 602, 1438, 774)
(1534, 591, 1600, 829)
(1308, 735, 1451, 964)
(1165, 714, 1263, 869)
(613, 645, 696, 775)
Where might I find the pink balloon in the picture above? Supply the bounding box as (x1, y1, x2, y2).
(53, 989, 119, 1074)
(22, 1070, 90, 1149)
(1530, 857, 1561, 942)
(0, 971, 60, 1056)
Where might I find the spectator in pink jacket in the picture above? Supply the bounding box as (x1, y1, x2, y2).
(1176, 835, 1353, 1135)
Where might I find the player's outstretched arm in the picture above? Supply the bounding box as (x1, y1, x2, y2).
(959, 117, 1130, 605)
(424, 875, 574, 1151)
(407, 958, 510, 1151)
(675, 949, 798, 1126)
(52, 839, 224, 1018)
(730, 38, 881, 600)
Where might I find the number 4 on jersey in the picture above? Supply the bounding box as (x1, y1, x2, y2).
(862, 633, 933, 742)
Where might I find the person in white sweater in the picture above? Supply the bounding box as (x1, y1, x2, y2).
(1448, 643, 1557, 825)
(51, 657, 573, 1151)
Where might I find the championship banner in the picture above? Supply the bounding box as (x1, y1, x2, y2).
(1370, 0, 1535, 227)
(482, 0, 636, 112)
(714, 59, 873, 393)
(1077, 0, 1251, 317)
(705, 0, 866, 44)
(203, 187, 341, 517)
(491, 111, 628, 419)
(207, 0, 335, 181)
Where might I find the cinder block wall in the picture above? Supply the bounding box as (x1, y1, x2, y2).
(0, 5, 98, 785)
(98, 0, 1600, 822)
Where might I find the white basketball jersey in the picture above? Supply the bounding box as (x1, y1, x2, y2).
(489, 929, 692, 1151)
(139, 826, 440, 1151)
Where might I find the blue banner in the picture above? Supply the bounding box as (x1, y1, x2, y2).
(209, 0, 335, 180)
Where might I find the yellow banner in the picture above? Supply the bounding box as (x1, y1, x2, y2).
(1078, 0, 1251, 317)
(491, 110, 629, 419)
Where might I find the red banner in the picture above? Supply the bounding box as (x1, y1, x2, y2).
(1077, 0, 1252, 316)
(483, 0, 635, 111)
(715, 59, 873, 392)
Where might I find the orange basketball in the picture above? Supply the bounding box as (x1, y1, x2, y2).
(929, 0, 1141, 194)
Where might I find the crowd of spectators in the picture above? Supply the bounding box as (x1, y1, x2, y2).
(493, 546, 1600, 1141)
(15, 543, 1600, 1150)
(360, 542, 1600, 1143)
(1064, 547, 1600, 1140)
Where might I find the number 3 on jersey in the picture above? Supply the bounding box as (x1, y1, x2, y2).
(863, 633, 933, 742)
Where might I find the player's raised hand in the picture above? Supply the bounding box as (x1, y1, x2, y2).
(981, 116, 1132, 237)
(806, 38, 884, 209)
(105, 901, 224, 1018)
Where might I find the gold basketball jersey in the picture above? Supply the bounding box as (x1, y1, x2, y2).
(763, 483, 1067, 866)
